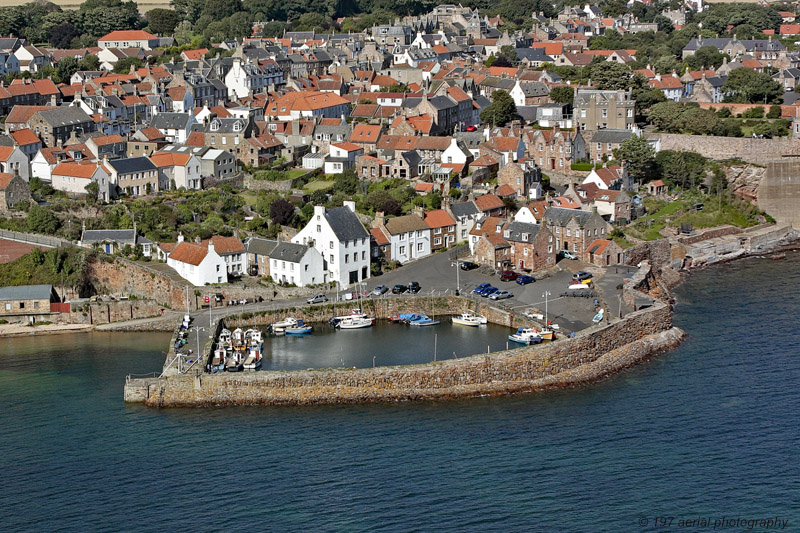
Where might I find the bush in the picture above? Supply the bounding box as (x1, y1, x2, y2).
(767, 105, 782, 119)
(741, 106, 764, 119)
(570, 162, 597, 171)
(253, 170, 288, 181)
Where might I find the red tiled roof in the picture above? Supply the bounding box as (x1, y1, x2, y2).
(495, 184, 516, 197)
(169, 242, 208, 266)
(202, 235, 245, 255)
(474, 193, 504, 211)
(10, 128, 40, 146)
(0, 172, 14, 189)
(349, 124, 381, 143)
(424, 209, 455, 228)
(99, 30, 157, 42)
(52, 161, 102, 179)
(370, 227, 390, 245)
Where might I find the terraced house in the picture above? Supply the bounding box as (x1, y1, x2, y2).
(106, 157, 158, 196)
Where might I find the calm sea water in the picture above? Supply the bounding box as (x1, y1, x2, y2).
(1, 254, 799, 532)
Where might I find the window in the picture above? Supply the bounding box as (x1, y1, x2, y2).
(434, 228, 442, 235)
(329, 254, 334, 264)
(573, 243, 578, 251)
(566, 229, 571, 237)
(4, 303, 9, 311)
(329, 241, 333, 249)
(417, 243, 423, 251)
(305, 264, 309, 271)
(627, 109, 633, 118)
(345, 254, 349, 263)
(548, 245, 553, 253)
(434, 237, 442, 245)
(361, 251, 365, 260)
(216, 265, 220, 272)
(399, 246, 405, 255)
(523, 248, 529, 256)
(19, 302, 24, 309)
(601, 109, 607, 118)
(575, 230, 580, 238)
(555, 227, 560, 234)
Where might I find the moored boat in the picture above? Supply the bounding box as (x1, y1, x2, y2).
(337, 316, 374, 329)
(225, 350, 244, 372)
(272, 317, 298, 334)
(211, 346, 227, 373)
(539, 326, 556, 341)
(285, 319, 313, 335)
(508, 328, 543, 345)
(408, 314, 439, 326)
(242, 345, 262, 370)
(452, 312, 482, 327)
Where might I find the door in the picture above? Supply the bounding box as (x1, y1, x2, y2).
(105, 244, 111, 253)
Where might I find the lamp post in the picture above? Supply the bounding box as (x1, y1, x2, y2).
(452, 259, 461, 296)
(543, 291, 551, 325)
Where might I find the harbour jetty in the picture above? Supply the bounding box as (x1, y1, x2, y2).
(124, 261, 684, 407)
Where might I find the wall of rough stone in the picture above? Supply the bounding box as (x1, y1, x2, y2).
(623, 239, 672, 268)
(648, 133, 800, 165)
(64, 300, 163, 325)
(129, 300, 675, 407)
(677, 225, 742, 245)
(242, 176, 296, 192)
(86, 257, 189, 310)
(759, 160, 800, 229)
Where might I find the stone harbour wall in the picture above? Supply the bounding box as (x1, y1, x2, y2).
(86, 257, 189, 310)
(65, 300, 164, 325)
(130, 301, 678, 407)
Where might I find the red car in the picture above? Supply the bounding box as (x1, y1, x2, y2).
(500, 270, 518, 282)
(465, 125, 477, 132)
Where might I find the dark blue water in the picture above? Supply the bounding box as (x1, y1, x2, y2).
(1, 254, 799, 532)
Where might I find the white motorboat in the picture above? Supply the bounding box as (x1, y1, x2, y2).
(232, 328, 245, 347)
(211, 346, 227, 373)
(452, 312, 482, 327)
(508, 328, 543, 345)
(272, 317, 298, 333)
(337, 316, 374, 329)
(218, 328, 232, 350)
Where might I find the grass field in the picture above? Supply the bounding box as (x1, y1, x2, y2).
(303, 180, 334, 193)
(0, 0, 170, 12)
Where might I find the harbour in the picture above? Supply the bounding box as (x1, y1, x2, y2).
(1, 253, 797, 530)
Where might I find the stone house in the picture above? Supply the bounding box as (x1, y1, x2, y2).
(369, 227, 392, 263)
(497, 160, 542, 199)
(245, 236, 278, 277)
(424, 209, 457, 252)
(79, 228, 154, 258)
(474, 193, 506, 217)
(473, 231, 511, 270)
(585, 238, 624, 266)
(0, 284, 58, 316)
(468, 215, 506, 255)
(106, 157, 159, 196)
(529, 127, 585, 172)
(149, 151, 202, 190)
(593, 189, 632, 223)
(505, 220, 556, 272)
(0, 171, 30, 212)
(574, 88, 635, 131)
(374, 211, 431, 264)
(356, 154, 390, 180)
(27, 107, 95, 148)
(586, 129, 633, 163)
(543, 206, 611, 257)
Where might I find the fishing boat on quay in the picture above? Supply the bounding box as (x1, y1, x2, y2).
(508, 328, 543, 345)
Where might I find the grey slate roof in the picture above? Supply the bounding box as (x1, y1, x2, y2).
(0, 284, 53, 302)
(81, 229, 136, 243)
(591, 129, 633, 143)
(271, 242, 309, 263)
(519, 82, 549, 97)
(36, 107, 92, 127)
(543, 206, 593, 227)
(450, 201, 479, 217)
(151, 112, 193, 130)
(246, 237, 278, 256)
(325, 207, 369, 241)
(107, 157, 157, 174)
(505, 221, 541, 243)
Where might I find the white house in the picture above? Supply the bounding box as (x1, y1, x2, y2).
(292, 201, 371, 287)
(151, 112, 195, 144)
(375, 212, 431, 264)
(149, 151, 202, 190)
(441, 138, 473, 166)
(224, 58, 274, 100)
(0, 145, 30, 181)
(202, 235, 247, 276)
(513, 206, 539, 224)
(97, 30, 159, 50)
(582, 164, 627, 191)
(51, 161, 113, 201)
(166, 237, 227, 286)
(269, 242, 325, 287)
(324, 142, 363, 174)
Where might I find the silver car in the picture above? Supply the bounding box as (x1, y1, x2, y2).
(307, 294, 328, 304)
(489, 290, 513, 300)
(371, 285, 388, 296)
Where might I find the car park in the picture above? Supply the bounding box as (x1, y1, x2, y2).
(307, 294, 328, 304)
(500, 270, 518, 282)
(473, 283, 491, 294)
(516, 275, 535, 285)
(392, 284, 408, 294)
(460, 261, 479, 271)
(490, 289, 513, 300)
(372, 285, 388, 296)
(407, 281, 421, 294)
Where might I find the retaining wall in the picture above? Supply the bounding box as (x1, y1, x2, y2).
(647, 133, 800, 165)
(86, 257, 189, 310)
(65, 300, 163, 325)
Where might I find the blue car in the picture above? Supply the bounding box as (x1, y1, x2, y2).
(473, 283, 491, 294)
(480, 286, 499, 297)
(516, 275, 536, 285)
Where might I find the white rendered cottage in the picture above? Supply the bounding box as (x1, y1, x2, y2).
(166, 237, 227, 286)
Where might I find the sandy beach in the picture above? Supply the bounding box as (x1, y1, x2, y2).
(0, 323, 94, 337)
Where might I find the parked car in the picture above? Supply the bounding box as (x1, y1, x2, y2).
(573, 271, 592, 281)
(490, 289, 513, 300)
(407, 281, 421, 294)
(516, 275, 536, 285)
(473, 283, 491, 294)
(460, 261, 479, 271)
(307, 294, 328, 304)
(479, 286, 499, 298)
(500, 270, 518, 282)
(465, 125, 477, 132)
(559, 250, 578, 260)
(392, 284, 408, 294)
(371, 285, 388, 296)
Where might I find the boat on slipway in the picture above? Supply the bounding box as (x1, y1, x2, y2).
(508, 328, 543, 345)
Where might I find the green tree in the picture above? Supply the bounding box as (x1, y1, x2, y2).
(588, 62, 632, 90)
(146, 8, 181, 35)
(84, 181, 100, 204)
(548, 86, 574, 106)
(54, 57, 79, 84)
(269, 198, 295, 225)
(78, 54, 100, 71)
(49, 22, 80, 48)
(334, 170, 358, 195)
(27, 204, 60, 234)
(613, 135, 655, 184)
(112, 57, 143, 74)
(479, 89, 517, 126)
(647, 101, 684, 131)
(723, 68, 783, 104)
(687, 45, 726, 70)
(767, 105, 782, 119)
